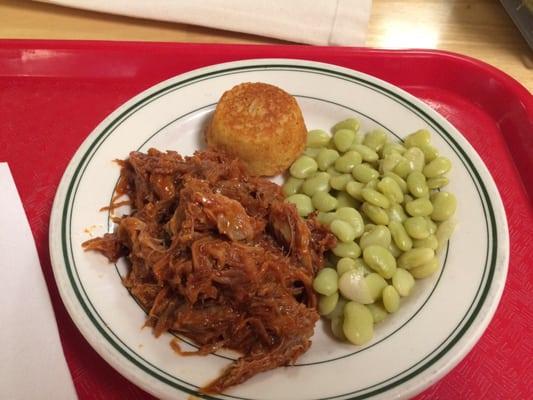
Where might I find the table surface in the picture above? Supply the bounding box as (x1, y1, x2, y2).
(0, 0, 532, 92)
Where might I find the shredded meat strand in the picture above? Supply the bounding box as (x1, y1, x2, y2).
(83, 149, 335, 393)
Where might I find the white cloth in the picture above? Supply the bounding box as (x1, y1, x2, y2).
(0, 163, 77, 400)
(37, 0, 372, 46)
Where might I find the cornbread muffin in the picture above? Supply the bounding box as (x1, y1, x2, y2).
(205, 82, 307, 176)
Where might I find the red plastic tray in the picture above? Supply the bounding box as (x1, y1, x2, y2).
(1, 40, 532, 400)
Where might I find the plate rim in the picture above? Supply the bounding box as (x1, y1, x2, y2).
(49, 58, 509, 400)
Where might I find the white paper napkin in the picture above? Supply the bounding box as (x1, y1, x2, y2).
(37, 0, 372, 46)
(0, 163, 77, 400)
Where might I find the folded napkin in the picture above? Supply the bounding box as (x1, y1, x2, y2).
(37, 0, 372, 46)
(0, 163, 77, 399)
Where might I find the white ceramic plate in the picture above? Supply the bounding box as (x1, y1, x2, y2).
(49, 59, 509, 400)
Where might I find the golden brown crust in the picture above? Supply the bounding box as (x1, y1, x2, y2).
(205, 82, 307, 176)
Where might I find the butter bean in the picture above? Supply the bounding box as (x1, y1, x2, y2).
(427, 176, 449, 189)
(365, 178, 379, 190)
(333, 128, 356, 152)
(317, 148, 340, 171)
(367, 302, 388, 323)
(398, 248, 435, 269)
(335, 191, 359, 209)
(290, 155, 318, 179)
(388, 203, 408, 223)
(302, 172, 330, 196)
(384, 171, 408, 193)
(304, 147, 321, 158)
(393, 158, 413, 178)
(363, 245, 397, 279)
(361, 188, 390, 208)
(317, 211, 337, 226)
(405, 197, 434, 217)
(334, 150, 362, 173)
(363, 129, 388, 152)
(319, 292, 339, 315)
(404, 216, 431, 239)
(352, 163, 379, 183)
(307, 129, 330, 148)
(377, 176, 404, 203)
(313, 267, 338, 296)
(413, 235, 438, 250)
(285, 194, 314, 217)
(336, 207, 365, 238)
(336, 257, 357, 276)
(418, 143, 439, 162)
(410, 256, 440, 278)
(343, 302, 374, 345)
(423, 156, 452, 178)
(330, 173, 352, 190)
(380, 152, 403, 174)
(330, 219, 357, 242)
(359, 225, 392, 250)
(327, 166, 341, 176)
(312, 191, 338, 212)
(404, 129, 430, 148)
(326, 296, 346, 320)
(362, 202, 390, 225)
(351, 144, 379, 162)
(332, 241, 362, 259)
(282, 177, 303, 196)
(381, 142, 407, 157)
(388, 242, 403, 258)
(382, 286, 400, 313)
(389, 220, 413, 251)
(407, 171, 429, 198)
(354, 258, 374, 275)
(338, 268, 372, 303)
(425, 217, 438, 234)
(332, 118, 359, 133)
(364, 223, 377, 233)
(430, 192, 457, 221)
(392, 268, 415, 296)
(404, 147, 425, 172)
(365, 273, 388, 301)
(346, 180, 365, 200)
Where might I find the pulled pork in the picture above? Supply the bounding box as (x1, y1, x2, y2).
(83, 149, 335, 393)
